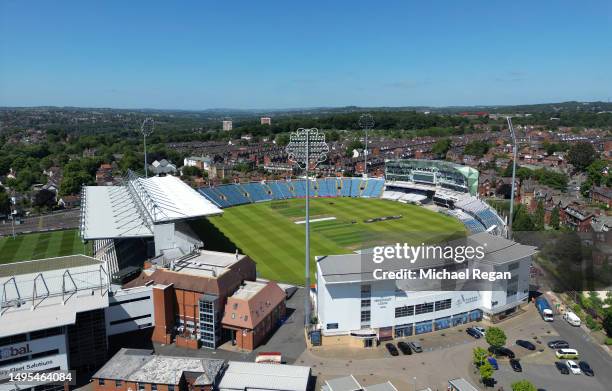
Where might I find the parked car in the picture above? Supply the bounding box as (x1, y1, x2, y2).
(408, 341, 423, 353)
(488, 346, 515, 359)
(466, 327, 481, 339)
(556, 349, 579, 359)
(509, 358, 522, 372)
(474, 326, 486, 337)
(487, 356, 499, 370)
(548, 340, 569, 349)
(385, 343, 399, 356)
(579, 361, 594, 376)
(555, 361, 570, 375)
(516, 339, 536, 350)
(397, 341, 412, 355)
(566, 360, 581, 375)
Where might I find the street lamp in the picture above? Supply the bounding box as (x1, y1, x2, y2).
(285, 128, 329, 327)
(140, 118, 155, 178)
(359, 114, 374, 177)
(507, 117, 518, 239)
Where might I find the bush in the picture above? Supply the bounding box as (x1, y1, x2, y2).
(605, 337, 612, 346)
(585, 315, 601, 331)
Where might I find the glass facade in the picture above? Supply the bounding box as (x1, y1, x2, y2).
(452, 312, 468, 326)
(199, 295, 218, 349)
(469, 309, 483, 322)
(434, 316, 452, 330)
(385, 159, 479, 195)
(415, 320, 433, 335)
(394, 323, 413, 338)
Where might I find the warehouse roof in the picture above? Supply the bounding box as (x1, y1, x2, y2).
(218, 361, 311, 391)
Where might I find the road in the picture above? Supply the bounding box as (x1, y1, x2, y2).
(0, 210, 80, 237)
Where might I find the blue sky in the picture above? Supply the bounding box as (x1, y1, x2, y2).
(1, 0, 611, 109)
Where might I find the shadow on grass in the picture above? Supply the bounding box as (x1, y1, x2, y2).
(190, 217, 241, 253)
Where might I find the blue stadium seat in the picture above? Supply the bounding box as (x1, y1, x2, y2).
(241, 183, 273, 202)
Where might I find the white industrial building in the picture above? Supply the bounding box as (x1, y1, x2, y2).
(315, 232, 537, 347)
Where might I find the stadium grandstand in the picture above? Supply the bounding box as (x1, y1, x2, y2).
(197, 177, 386, 208)
(80, 170, 223, 279)
(197, 160, 506, 237)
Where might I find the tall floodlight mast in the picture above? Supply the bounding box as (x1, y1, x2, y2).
(358, 114, 375, 177)
(285, 129, 329, 327)
(507, 117, 518, 239)
(140, 118, 155, 178)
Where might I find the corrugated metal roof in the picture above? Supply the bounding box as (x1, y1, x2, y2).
(218, 361, 310, 391)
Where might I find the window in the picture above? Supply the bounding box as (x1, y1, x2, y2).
(115, 380, 122, 387)
(395, 305, 414, 318)
(168, 386, 175, 391)
(98, 379, 105, 386)
(414, 302, 434, 315)
(109, 296, 150, 306)
(109, 314, 151, 326)
(360, 310, 371, 322)
(360, 284, 371, 298)
(151, 385, 157, 391)
(138, 383, 145, 391)
(327, 323, 339, 329)
(361, 298, 371, 308)
(435, 299, 452, 311)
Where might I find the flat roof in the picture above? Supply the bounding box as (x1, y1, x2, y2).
(448, 378, 479, 391)
(318, 232, 538, 284)
(0, 254, 109, 337)
(218, 361, 311, 391)
(230, 280, 267, 300)
(93, 349, 224, 386)
(364, 382, 399, 391)
(171, 250, 245, 278)
(324, 375, 362, 391)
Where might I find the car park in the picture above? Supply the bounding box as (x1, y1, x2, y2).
(547, 340, 569, 349)
(509, 358, 522, 372)
(408, 341, 423, 353)
(487, 356, 499, 370)
(516, 339, 536, 350)
(466, 327, 481, 339)
(555, 348, 579, 359)
(385, 343, 399, 356)
(566, 360, 581, 375)
(397, 341, 412, 355)
(488, 346, 515, 358)
(579, 361, 594, 376)
(555, 361, 570, 375)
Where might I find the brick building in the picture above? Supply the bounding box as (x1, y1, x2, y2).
(92, 349, 224, 391)
(221, 281, 286, 350)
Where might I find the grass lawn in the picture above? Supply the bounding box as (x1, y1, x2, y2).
(193, 198, 465, 285)
(0, 229, 91, 264)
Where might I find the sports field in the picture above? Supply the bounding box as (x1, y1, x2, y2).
(0, 229, 91, 264)
(196, 198, 465, 285)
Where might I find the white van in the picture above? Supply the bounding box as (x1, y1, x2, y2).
(563, 311, 581, 327)
(556, 348, 579, 359)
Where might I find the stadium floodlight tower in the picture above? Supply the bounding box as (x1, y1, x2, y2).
(140, 118, 155, 178)
(285, 128, 329, 327)
(358, 113, 375, 177)
(507, 116, 518, 239)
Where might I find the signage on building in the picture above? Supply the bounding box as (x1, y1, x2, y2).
(0, 355, 67, 380)
(0, 335, 66, 364)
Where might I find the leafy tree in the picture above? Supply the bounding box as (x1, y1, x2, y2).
(33, 189, 56, 209)
(464, 140, 491, 157)
(567, 142, 596, 171)
(603, 308, 612, 337)
(550, 206, 560, 230)
(431, 138, 451, 158)
(274, 133, 290, 146)
(60, 171, 93, 196)
(485, 326, 507, 348)
(534, 200, 545, 230)
(512, 205, 535, 232)
(0, 189, 10, 216)
(345, 140, 364, 157)
(181, 166, 203, 177)
(511, 379, 537, 391)
(473, 347, 488, 367)
(479, 361, 494, 383)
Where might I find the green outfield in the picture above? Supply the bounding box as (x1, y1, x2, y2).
(0, 229, 91, 264)
(196, 198, 465, 285)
